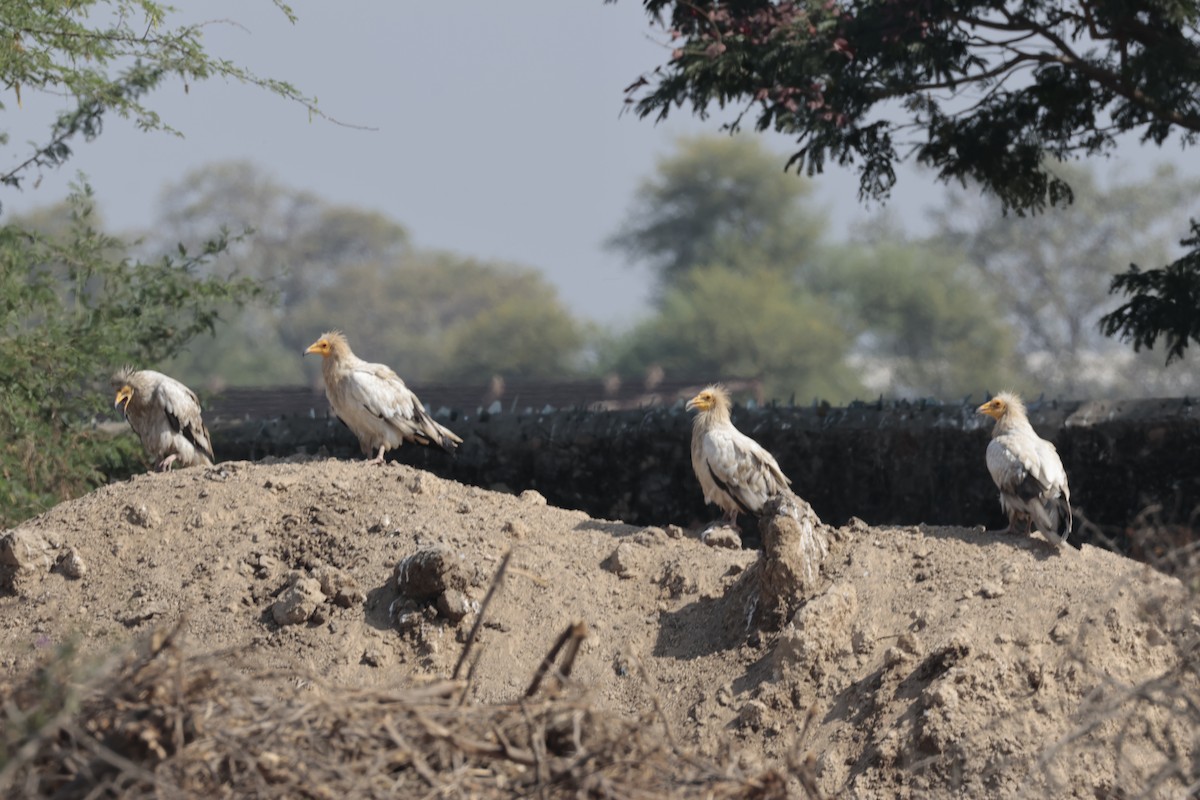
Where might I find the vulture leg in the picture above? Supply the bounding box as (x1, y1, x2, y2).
(157, 454, 178, 472)
(368, 445, 387, 466)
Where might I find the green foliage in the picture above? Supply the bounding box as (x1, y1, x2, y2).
(1103, 222, 1200, 364)
(145, 162, 413, 387)
(607, 135, 825, 298)
(931, 163, 1200, 391)
(290, 252, 588, 385)
(625, 0, 1200, 359)
(0, 186, 260, 526)
(824, 240, 1022, 399)
(145, 161, 588, 388)
(0, 0, 317, 195)
(602, 264, 862, 402)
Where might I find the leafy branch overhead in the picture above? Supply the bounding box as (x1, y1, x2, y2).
(0, 0, 323, 193)
(622, 0, 1200, 359)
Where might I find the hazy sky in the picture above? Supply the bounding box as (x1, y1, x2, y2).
(2, 1, 1194, 325)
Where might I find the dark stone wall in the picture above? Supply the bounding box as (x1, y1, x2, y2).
(211, 398, 1200, 546)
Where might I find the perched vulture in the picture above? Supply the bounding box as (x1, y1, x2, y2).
(977, 392, 1077, 548)
(304, 331, 462, 464)
(686, 384, 791, 529)
(112, 368, 214, 471)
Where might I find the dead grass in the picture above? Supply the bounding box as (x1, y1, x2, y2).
(0, 620, 796, 799)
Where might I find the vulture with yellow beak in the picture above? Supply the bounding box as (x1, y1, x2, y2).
(977, 392, 1077, 548)
(112, 368, 214, 471)
(304, 331, 462, 464)
(686, 384, 791, 529)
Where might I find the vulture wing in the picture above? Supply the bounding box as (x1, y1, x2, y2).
(699, 426, 790, 517)
(153, 376, 214, 463)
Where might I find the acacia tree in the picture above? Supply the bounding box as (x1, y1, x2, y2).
(621, 0, 1200, 360)
(0, 0, 317, 196)
(607, 135, 825, 298)
(0, 1, 319, 524)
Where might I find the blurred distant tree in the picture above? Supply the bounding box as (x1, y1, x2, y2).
(289, 253, 587, 384)
(601, 265, 861, 402)
(148, 162, 413, 387)
(824, 239, 1023, 399)
(623, 0, 1200, 361)
(152, 162, 411, 320)
(932, 163, 1200, 395)
(607, 135, 825, 299)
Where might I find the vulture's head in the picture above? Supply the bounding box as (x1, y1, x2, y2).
(114, 383, 134, 413)
(686, 385, 731, 415)
(977, 392, 1024, 421)
(112, 366, 136, 413)
(305, 331, 349, 359)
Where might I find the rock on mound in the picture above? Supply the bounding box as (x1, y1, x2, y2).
(1, 458, 1196, 798)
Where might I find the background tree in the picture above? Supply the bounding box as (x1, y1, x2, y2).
(601, 264, 862, 402)
(147, 162, 414, 388)
(288, 253, 587, 385)
(607, 135, 826, 298)
(0, 1, 319, 525)
(0, 187, 260, 525)
(145, 162, 590, 389)
(623, 0, 1200, 361)
(822, 237, 1024, 400)
(604, 133, 1035, 402)
(931, 163, 1200, 396)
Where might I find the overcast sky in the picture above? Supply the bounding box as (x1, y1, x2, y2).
(2, 1, 1193, 326)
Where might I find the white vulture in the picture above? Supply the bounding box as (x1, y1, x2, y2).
(977, 392, 1077, 549)
(112, 368, 214, 471)
(686, 384, 791, 529)
(304, 331, 462, 464)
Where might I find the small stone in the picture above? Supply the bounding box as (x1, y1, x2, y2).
(437, 589, 473, 623)
(701, 526, 741, 550)
(1, 530, 54, 573)
(602, 542, 638, 579)
(733, 700, 771, 732)
(632, 530, 660, 546)
(665, 524, 686, 539)
(394, 548, 468, 600)
(896, 631, 923, 657)
(657, 560, 697, 598)
(254, 554, 281, 580)
(924, 682, 960, 710)
(361, 648, 383, 667)
(884, 646, 909, 668)
(456, 501, 471, 514)
(57, 548, 87, 579)
(845, 517, 869, 535)
(502, 520, 529, 539)
(979, 582, 1005, 599)
(314, 565, 366, 608)
(519, 489, 547, 505)
(271, 576, 326, 626)
(123, 504, 161, 529)
(1049, 621, 1075, 644)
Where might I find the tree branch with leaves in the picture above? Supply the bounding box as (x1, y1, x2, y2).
(620, 0, 1200, 361)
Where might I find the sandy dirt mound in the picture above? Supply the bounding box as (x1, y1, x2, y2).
(2, 458, 1196, 797)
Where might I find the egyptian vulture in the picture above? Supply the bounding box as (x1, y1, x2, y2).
(304, 331, 462, 464)
(686, 385, 791, 529)
(112, 368, 214, 471)
(977, 392, 1077, 549)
